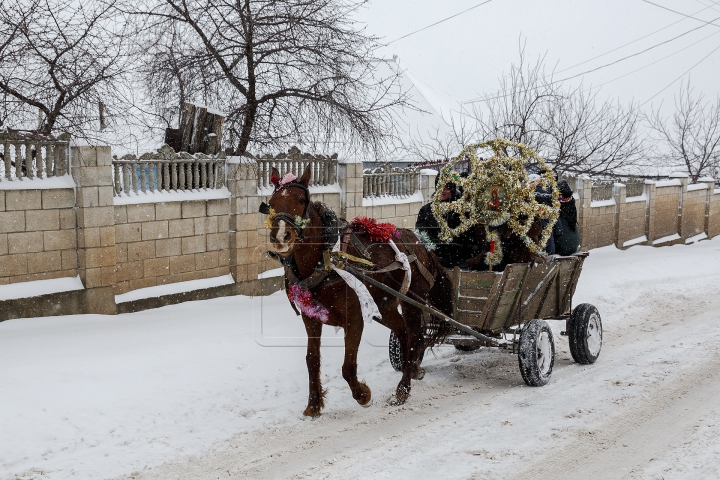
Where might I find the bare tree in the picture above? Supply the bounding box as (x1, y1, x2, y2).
(647, 81, 720, 182)
(464, 46, 645, 176)
(0, 0, 130, 136)
(130, 0, 406, 156)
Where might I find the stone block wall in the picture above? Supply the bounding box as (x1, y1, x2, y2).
(681, 187, 707, 238)
(7, 143, 720, 320)
(113, 199, 230, 295)
(652, 185, 681, 240)
(580, 203, 616, 250)
(0, 188, 77, 284)
(617, 199, 647, 247)
(709, 190, 720, 238)
(356, 201, 423, 229)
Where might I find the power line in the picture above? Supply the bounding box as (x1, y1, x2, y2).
(384, 0, 494, 46)
(641, 0, 720, 27)
(640, 42, 720, 107)
(464, 13, 720, 104)
(556, 0, 720, 74)
(591, 28, 720, 90)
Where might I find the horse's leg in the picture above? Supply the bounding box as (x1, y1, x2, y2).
(403, 304, 426, 381)
(302, 317, 325, 417)
(341, 316, 372, 406)
(383, 305, 415, 405)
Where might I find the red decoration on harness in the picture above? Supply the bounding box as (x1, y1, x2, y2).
(350, 216, 400, 243)
(490, 240, 496, 254)
(270, 174, 281, 189)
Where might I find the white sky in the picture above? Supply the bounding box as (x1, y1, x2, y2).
(356, 0, 720, 115)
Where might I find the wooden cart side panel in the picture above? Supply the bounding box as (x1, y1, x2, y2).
(537, 258, 576, 319)
(506, 263, 557, 328)
(562, 255, 586, 313)
(454, 270, 500, 328)
(481, 264, 529, 331)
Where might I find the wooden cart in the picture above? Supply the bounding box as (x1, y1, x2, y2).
(381, 252, 602, 386)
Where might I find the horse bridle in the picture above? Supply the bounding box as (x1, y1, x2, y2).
(259, 181, 312, 240)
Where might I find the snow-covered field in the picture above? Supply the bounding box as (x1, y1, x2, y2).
(3, 238, 720, 479)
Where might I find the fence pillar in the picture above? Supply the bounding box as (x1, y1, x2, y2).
(671, 173, 690, 241)
(644, 181, 656, 245)
(338, 157, 364, 221)
(613, 182, 626, 248)
(227, 156, 262, 285)
(71, 145, 117, 314)
(420, 169, 437, 204)
(576, 176, 592, 251)
(700, 177, 716, 237)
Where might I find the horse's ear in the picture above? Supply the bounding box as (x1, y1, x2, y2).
(298, 163, 312, 187)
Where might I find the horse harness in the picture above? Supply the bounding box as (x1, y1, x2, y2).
(261, 182, 435, 304)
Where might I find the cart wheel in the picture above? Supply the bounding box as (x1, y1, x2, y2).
(518, 319, 555, 387)
(455, 345, 480, 352)
(568, 303, 602, 365)
(388, 331, 424, 372)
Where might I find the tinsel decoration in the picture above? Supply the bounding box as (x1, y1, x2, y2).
(264, 207, 276, 229)
(350, 216, 401, 243)
(262, 207, 309, 231)
(287, 284, 329, 323)
(431, 138, 560, 256)
(413, 229, 436, 251)
(484, 226, 503, 266)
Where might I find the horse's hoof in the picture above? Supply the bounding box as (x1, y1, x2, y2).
(361, 396, 373, 408)
(413, 367, 425, 380)
(387, 395, 408, 406)
(303, 406, 322, 417)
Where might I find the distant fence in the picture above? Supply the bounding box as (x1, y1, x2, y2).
(255, 146, 337, 189)
(0, 131, 70, 181)
(363, 163, 420, 198)
(112, 144, 225, 196)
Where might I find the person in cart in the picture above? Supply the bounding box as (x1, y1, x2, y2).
(415, 177, 482, 268)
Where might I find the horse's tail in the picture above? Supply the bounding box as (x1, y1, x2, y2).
(423, 250, 454, 350)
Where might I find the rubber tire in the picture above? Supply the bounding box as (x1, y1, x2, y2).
(388, 331, 424, 372)
(518, 319, 555, 387)
(455, 344, 481, 352)
(568, 303, 602, 365)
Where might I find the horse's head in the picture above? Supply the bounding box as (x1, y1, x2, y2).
(262, 164, 312, 257)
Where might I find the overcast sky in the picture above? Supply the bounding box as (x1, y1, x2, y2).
(355, 0, 720, 115)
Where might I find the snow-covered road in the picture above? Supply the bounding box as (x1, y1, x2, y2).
(3, 239, 720, 479)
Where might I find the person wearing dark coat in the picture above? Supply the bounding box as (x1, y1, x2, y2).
(416, 179, 481, 268)
(553, 180, 581, 256)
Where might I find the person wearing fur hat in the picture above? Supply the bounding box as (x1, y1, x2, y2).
(553, 180, 580, 256)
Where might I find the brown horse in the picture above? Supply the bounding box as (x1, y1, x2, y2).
(264, 165, 453, 416)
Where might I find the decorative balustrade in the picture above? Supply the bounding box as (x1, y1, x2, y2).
(0, 131, 70, 181)
(363, 163, 420, 198)
(112, 144, 226, 196)
(255, 146, 337, 189)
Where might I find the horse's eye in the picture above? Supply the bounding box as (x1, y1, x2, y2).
(299, 199, 307, 205)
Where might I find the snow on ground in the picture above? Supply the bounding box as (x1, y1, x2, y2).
(2, 238, 720, 479)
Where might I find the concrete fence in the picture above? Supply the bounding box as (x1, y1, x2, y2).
(576, 173, 719, 250)
(1, 144, 719, 321)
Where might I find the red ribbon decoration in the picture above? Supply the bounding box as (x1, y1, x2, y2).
(490, 240, 495, 254)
